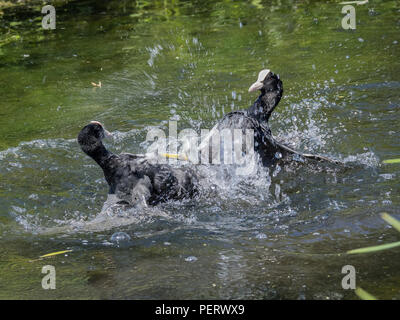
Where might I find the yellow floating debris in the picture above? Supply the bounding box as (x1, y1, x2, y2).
(383, 158, 400, 164)
(161, 153, 189, 161)
(40, 250, 72, 258)
(91, 81, 102, 88)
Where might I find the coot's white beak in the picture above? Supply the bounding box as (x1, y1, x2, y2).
(248, 81, 263, 92)
(248, 69, 271, 93)
(103, 129, 113, 139)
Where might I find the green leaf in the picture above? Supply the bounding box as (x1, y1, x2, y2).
(251, 0, 264, 9)
(355, 288, 377, 300)
(381, 213, 400, 232)
(10, 21, 23, 27)
(347, 241, 400, 254)
(382, 158, 400, 164)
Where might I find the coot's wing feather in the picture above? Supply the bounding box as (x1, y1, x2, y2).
(222, 116, 343, 165)
(119, 153, 147, 161)
(273, 140, 343, 165)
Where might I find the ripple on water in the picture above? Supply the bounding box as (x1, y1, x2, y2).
(0, 108, 390, 250)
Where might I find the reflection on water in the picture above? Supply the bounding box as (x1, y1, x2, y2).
(0, 0, 399, 299)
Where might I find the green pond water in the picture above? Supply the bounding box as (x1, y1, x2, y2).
(0, 0, 399, 299)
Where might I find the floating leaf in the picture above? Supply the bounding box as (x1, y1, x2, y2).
(347, 241, 400, 254)
(10, 21, 23, 27)
(383, 158, 400, 164)
(355, 288, 377, 300)
(381, 213, 400, 232)
(251, 0, 264, 9)
(40, 250, 72, 258)
(91, 81, 102, 88)
(340, 0, 369, 5)
(130, 13, 143, 18)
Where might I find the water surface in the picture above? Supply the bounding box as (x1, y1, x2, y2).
(0, 0, 399, 299)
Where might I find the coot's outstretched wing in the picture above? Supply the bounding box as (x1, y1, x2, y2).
(197, 111, 282, 166)
(198, 111, 342, 167)
(245, 117, 343, 166)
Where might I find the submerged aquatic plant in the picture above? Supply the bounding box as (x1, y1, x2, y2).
(347, 213, 400, 300)
(355, 288, 377, 301)
(347, 213, 400, 255)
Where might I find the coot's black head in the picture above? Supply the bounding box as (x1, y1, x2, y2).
(78, 121, 111, 155)
(248, 69, 282, 93)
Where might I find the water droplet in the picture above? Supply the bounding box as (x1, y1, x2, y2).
(255, 233, 267, 239)
(185, 256, 198, 262)
(29, 194, 39, 200)
(110, 232, 131, 243)
(275, 152, 282, 159)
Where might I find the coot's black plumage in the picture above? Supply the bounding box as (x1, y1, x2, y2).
(200, 69, 340, 166)
(78, 121, 198, 206)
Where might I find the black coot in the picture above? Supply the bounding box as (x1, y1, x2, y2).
(199, 69, 340, 166)
(77, 121, 198, 206)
